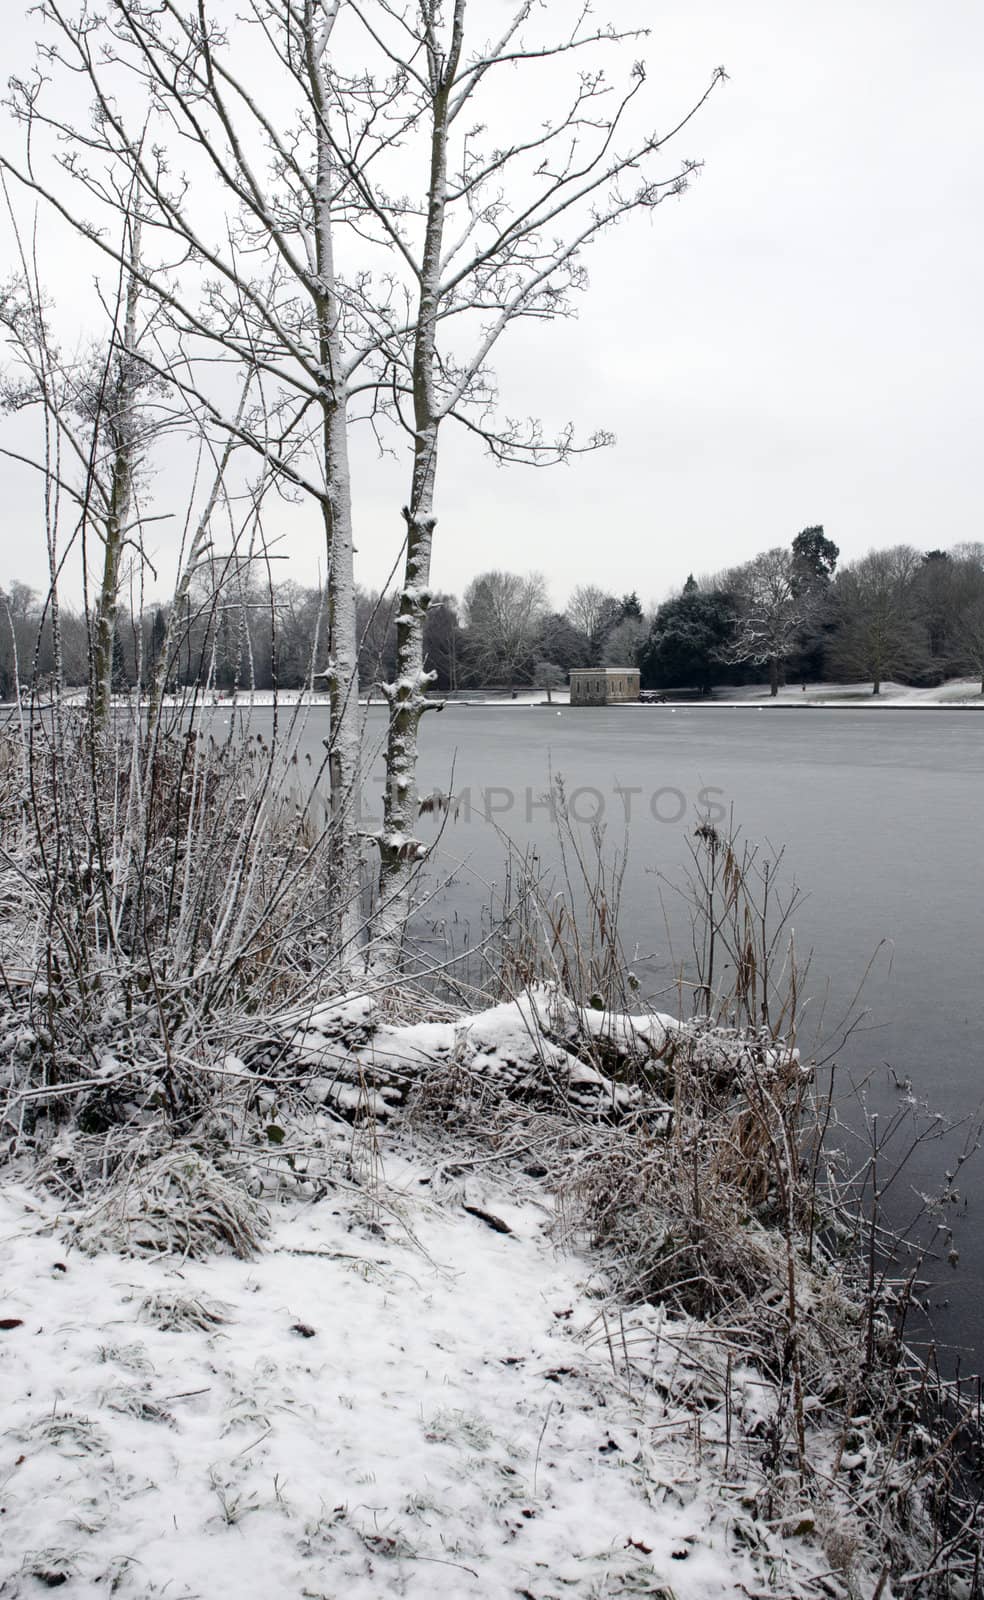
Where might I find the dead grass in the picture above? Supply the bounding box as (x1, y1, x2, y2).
(74, 1146, 268, 1260)
(138, 1288, 234, 1331)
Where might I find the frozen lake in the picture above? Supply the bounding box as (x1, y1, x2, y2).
(232, 700, 983, 1365)
(91, 695, 967, 1369)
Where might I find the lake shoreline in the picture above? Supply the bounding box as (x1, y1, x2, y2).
(3, 982, 981, 1595)
(3, 674, 983, 713)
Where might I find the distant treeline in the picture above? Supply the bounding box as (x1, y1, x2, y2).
(4, 529, 984, 700)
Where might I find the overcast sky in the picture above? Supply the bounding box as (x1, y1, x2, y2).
(2, 0, 982, 613)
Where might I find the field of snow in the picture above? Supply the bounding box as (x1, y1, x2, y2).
(707, 678, 984, 707)
(1, 1137, 846, 1600)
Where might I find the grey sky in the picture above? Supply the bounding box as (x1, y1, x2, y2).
(1, 0, 981, 612)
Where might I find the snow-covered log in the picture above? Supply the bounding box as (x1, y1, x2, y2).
(255, 985, 800, 1130)
(250, 986, 776, 1129)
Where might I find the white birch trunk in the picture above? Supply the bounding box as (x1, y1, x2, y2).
(322, 392, 363, 961)
(310, 24, 364, 963)
(373, 4, 465, 964)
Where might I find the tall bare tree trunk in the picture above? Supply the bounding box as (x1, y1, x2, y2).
(4, 0, 725, 981)
(310, 46, 364, 963)
(374, 6, 464, 963)
(321, 393, 363, 960)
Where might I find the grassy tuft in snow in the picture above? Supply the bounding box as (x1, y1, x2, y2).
(138, 1287, 235, 1332)
(74, 1147, 268, 1260)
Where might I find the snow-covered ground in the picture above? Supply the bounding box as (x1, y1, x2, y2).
(0, 1143, 836, 1600)
(2, 977, 974, 1598)
(174, 676, 984, 709)
(706, 678, 984, 707)
(2, 678, 982, 713)
(218, 679, 984, 708)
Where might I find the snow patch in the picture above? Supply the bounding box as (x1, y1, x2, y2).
(0, 1157, 850, 1599)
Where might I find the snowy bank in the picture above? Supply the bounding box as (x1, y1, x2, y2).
(2, 986, 973, 1598)
(0, 1137, 890, 1600)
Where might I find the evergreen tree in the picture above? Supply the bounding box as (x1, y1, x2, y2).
(642, 589, 737, 694)
(791, 526, 839, 594)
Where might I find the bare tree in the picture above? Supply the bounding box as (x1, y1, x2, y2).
(422, 595, 463, 692)
(3, 0, 381, 952)
(0, 220, 160, 730)
(949, 547, 984, 693)
(462, 570, 548, 685)
(567, 585, 622, 657)
(829, 545, 926, 695)
(0, 581, 38, 699)
(954, 594, 984, 693)
(356, 586, 398, 692)
(532, 659, 565, 704)
(913, 549, 965, 676)
(362, 3, 724, 955)
(600, 614, 648, 668)
(4, 0, 724, 964)
(716, 547, 818, 696)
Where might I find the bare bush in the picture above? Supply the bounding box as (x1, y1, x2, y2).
(0, 700, 356, 1162)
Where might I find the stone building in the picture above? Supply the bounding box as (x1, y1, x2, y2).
(569, 667, 641, 705)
